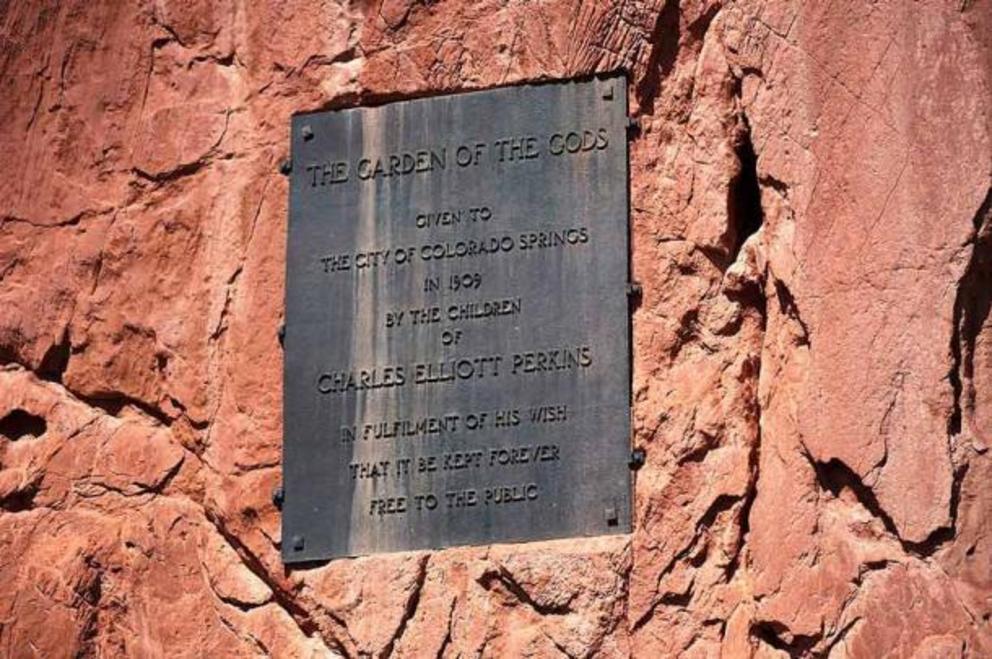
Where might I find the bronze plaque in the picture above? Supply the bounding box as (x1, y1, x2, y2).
(282, 75, 631, 561)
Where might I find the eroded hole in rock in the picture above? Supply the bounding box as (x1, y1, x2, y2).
(0, 409, 47, 441)
(0, 487, 37, 513)
(729, 118, 764, 260)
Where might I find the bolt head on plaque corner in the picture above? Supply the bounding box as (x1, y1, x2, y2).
(629, 448, 646, 470)
(300, 124, 314, 141)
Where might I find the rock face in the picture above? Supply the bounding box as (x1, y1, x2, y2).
(1, 0, 990, 657)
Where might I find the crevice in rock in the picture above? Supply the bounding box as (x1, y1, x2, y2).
(0, 357, 195, 438)
(478, 564, 573, 616)
(685, 2, 723, 41)
(697, 493, 744, 531)
(759, 173, 789, 198)
(73, 456, 183, 501)
(75, 447, 184, 501)
(657, 583, 695, 609)
(204, 514, 311, 630)
(0, 209, 92, 230)
(949, 187, 992, 436)
(634, 0, 680, 115)
(146, 454, 185, 495)
(726, 420, 759, 582)
(75, 558, 104, 657)
(728, 113, 764, 264)
(725, 319, 764, 585)
(76, 391, 174, 427)
(548, 632, 580, 659)
(299, 47, 359, 75)
(630, 586, 674, 633)
(37, 329, 71, 384)
(0, 408, 47, 441)
(632, 492, 745, 632)
(0, 482, 39, 513)
(131, 159, 207, 184)
(810, 455, 901, 536)
(854, 559, 896, 584)
(668, 307, 701, 359)
(808, 453, 963, 557)
(189, 50, 236, 68)
(210, 266, 242, 341)
(750, 620, 820, 657)
(907, 462, 968, 556)
(773, 279, 811, 346)
(435, 598, 456, 659)
(202, 510, 349, 656)
(150, 10, 186, 49)
(214, 590, 269, 614)
(949, 319, 964, 436)
(380, 555, 430, 658)
(217, 614, 271, 658)
(676, 435, 720, 464)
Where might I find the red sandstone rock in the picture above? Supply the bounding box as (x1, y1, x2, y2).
(1, 0, 990, 657)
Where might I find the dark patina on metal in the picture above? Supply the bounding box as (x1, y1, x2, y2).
(283, 75, 632, 562)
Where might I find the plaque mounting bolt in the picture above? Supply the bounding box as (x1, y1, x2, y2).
(605, 506, 619, 526)
(629, 448, 646, 470)
(272, 486, 284, 510)
(279, 159, 292, 176)
(627, 116, 642, 137)
(603, 85, 614, 101)
(301, 124, 314, 141)
(291, 535, 305, 551)
(627, 282, 643, 311)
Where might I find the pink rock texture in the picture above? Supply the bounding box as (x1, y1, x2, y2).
(1, 0, 991, 656)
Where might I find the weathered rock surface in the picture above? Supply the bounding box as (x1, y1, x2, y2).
(1, 0, 990, 657)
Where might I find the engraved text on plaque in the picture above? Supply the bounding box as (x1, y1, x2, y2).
(283, 75, 631, 561)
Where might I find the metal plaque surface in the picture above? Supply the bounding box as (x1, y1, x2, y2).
(283, 75, 631, 562)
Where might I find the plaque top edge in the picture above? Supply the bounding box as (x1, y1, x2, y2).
(290, 71, 629, 122)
